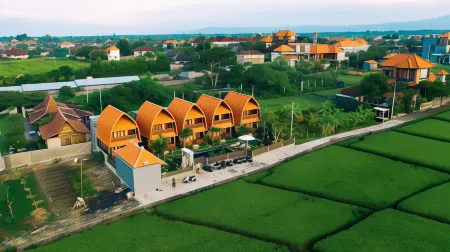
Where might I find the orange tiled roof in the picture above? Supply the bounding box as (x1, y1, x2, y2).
(436, 70, 450, 75)
(310, 44, 344, 54)
(274, 45, 295, 52)
(167, 98, 207, 133)
(163, 40, 178, 44)
(238, 50, 264, 55)
(355, 38, 369, 45)
(334, 40, 363, 47)
(97, 105, 141, 146)
(260, 35, 273, 43)
(104, 45, 119, 52)
(383, 53, 398, 59)
(329, 37, 347, 41)
(274, 30, 297, 37)
(282, 55, 298, 60)
(60, 41, 73, 45)
(440, 32, 450, 38)
(429, 72, 436, 82)
(115, 143, 166, 168)
(380, 53, 435, 69)
(196, 94, 234, 127)
(365, 60, 378, 64)
(136, 101, 178, 139)
(23, 40, 37, 45)
(223, 91, 260, 124)
(39, 109, 89, 140)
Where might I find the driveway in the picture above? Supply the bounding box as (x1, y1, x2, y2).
(23, 119, 39, 142)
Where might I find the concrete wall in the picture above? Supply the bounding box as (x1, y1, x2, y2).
(5, 142, 91, 169)
(133, 164, 161, 195)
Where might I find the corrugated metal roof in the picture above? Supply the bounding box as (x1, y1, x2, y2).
(0, 86, 23, 92)
(21, 81, 77, 92)
(74, 76, 140, 87)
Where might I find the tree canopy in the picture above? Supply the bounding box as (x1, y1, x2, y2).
(360, 73, 389, 99)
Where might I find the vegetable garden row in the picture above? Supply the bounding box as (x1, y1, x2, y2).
(31, 109, 450, 252)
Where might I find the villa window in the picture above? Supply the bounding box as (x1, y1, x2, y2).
(214, 115, 220, 121)
(128, 129, 136, 135)
(420, 69, 429, 79)
(194, 118, 203, 124)
(153, 124, 162, 131)
(384, 70, 393, 77)
(222, 114, 230, 120)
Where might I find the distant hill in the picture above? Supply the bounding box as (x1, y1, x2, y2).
(187, 15, 450, 34)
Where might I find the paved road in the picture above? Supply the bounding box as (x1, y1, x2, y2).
(7, 105, 449, 250)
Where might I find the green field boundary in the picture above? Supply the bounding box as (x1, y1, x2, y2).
(393, 128, 450, 143)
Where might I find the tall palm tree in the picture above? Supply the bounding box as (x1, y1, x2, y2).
(149, 134, 168, 157)
(180, 128, 194, 148)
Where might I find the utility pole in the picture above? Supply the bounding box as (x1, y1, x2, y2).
(290, 102, 294, 139)
(173, 90, 176, 98)
(252, 85, 254, 96)
(99, 84, 103, 112)
(391, 79, 397, 119)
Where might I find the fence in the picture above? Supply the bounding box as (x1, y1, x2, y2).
(206, 149, 247, 164)
(4, 142, 91, 169)
(251, 138, 296, 157)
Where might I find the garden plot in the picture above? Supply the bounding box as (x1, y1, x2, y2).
(313, 209, 450, 252)
(394, 119, 450, 142)
(350, 131, 450, 173)
(258, 146, 449, 210)
(156, 181, 370, 247)
(31, 214, 288, 252)
(398, 182, 450, 224)
(433, 110, 450, 122)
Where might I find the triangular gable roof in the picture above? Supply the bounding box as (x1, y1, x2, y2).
(29, 95, 64, 123)
(104, 45, 119, 52)
(335, 40, 363, 47)
(167, 98, 207, 133)
(60, 41, 74, 45)
(380, 53, 435, 69)
(365, 60, 378, 64)
(196, 94, 234, 127)
(260, 35, 273, 43)
(436, 70, 449, 75)
(440, 32, 450, 38)
(136, 101, 178, 139)
(274, 30, 297, 37)
(39, 109, 89, 140)
(97, 105, 141, 146)
(274, 45, 295, 52)
(223, 91, 260, 124)
(115, 143, 166, 168)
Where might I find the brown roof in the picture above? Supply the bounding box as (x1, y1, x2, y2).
(23, 40, 37, 45)
(3, 48, 28, 56)
(196, 94, 234, 127)
(97, 105, 141, 146)
(29, 95, 92, 124)
(136, 101, 178, 139)
(115, 143, 166, 168)
(39, 109, 90, 140)
(167, 98, 207, 133)
(380, 53, 434, 69)
(223, 91, 260, 124)
(238, 50, 264, 55)
(133, 46, 154, 52)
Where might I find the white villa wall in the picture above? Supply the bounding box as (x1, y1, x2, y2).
(108, 50, 120, 61)
(133, 164, 161, 195)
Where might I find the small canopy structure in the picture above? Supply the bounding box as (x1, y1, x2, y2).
(374, 107, 390, 122)
(238, 135, 256, 153)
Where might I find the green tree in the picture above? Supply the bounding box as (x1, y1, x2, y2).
(149, 134, 168, 157)
(16, 44, 28, 50)
(132, 40, 146, 49)
(116, 39, 132, 56)
(180, 128, 193, 148)
(237, 125, 253, 135)
(200, 47, 236, 86)
(76, 46, 99, 58)
(15, 33, 28, 41)
(58, 66, 74, 81)
(53, 48, 69, 57)
(360, 73, 389, 100)
(58, 86, 75, 102)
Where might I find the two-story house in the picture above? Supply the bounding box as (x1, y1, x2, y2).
(274, 30, 297, 43)
(136, 101, 178, 149)
(104, 45, 120, 61)
(422, 32, 450, 64)
(224, 91, 260, 130)
(167, 98, 208, 144)
(196, 94, 235, 139)
(97, 105, 141, 156)
(380, 53, 435, 86)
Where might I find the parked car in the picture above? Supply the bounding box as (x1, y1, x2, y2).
(202, 165, 213, 172)
(183, 175, 197, 183)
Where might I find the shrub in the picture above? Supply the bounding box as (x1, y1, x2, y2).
(91, 151, 105, 163)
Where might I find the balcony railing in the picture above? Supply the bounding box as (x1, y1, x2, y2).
(242, 114, 259, 120)
(153, 128, 175, 134)
(112, 134, 137, 142)
(213, 118, 232, 125)
(187, 123, 204, 129)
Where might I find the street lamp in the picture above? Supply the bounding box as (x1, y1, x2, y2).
(74, 158, 89, 199)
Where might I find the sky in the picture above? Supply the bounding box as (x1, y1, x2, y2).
(1, 0, 450, 36)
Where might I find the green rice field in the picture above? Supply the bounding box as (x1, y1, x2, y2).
(156, 181, 369, 247)
(394, 119, 450, 142)
(398, 182, 450, 224)
(0, 58, 89, 77)
(258, 146, 449, 209)
(350, 131, 450, 172)
(313, 209, 450, 252)
(259, 94, 327, 110)
(434, 110, 450, 122)
(30, 214, 287, 252)
(311, 88, 346, 98)
(337, 75, 363, 86)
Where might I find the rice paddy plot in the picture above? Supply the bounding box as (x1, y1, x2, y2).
(156, 181, 370, 247)
(350, 131, 450, 173)
(398, 182, 450, 224)
(394, 119, 450, 142)
(258, 146, 449, 210)
(30, 214, 288, 252)
(433, 110, 450, 122)
(313, 209, 450, 252)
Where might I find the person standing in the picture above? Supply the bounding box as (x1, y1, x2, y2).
(172, 178, 176, 189)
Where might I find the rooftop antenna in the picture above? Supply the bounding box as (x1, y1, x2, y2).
(313, 31, 318, 45)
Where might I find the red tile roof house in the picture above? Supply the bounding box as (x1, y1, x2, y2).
(133, 46, 154, 57)
(1, 48, 29, 59)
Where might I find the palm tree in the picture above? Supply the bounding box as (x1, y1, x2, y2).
(149, 134, 168, 157)
(180, 128, 194, 148)
(237, 125, 252, 136)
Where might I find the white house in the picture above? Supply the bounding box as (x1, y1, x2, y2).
(1, 48, 29, 59)
(237, 50, 265, 65)
(133, 46, 153, 57)
(334, 39, 371, 53)
(104, 45, 120, 61)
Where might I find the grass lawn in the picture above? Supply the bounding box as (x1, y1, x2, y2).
(258, 146, 449, 210)
(0, 174, 48, 242)
(398, 182, 450, 224)
(311, 88, 346, 98)
(394, 119, 450, 142)
(313, 209, 450, 252)
(156, 180, 370, 247)
(0, 114, 26, 154)
(258, 94, 328, 110)
(434, 110, 450, 122)
(350, 131, 450, 173)
(30, 214, 288, 252)
(431, 64, 450, 74)
(0, 58, 89, 77)
(337, 75, 363, 87)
